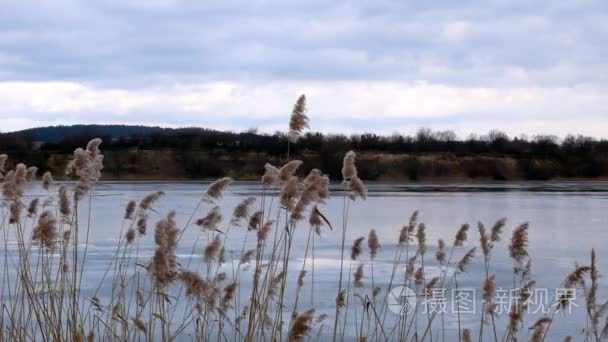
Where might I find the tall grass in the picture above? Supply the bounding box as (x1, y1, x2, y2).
(0, 95, 606, 341)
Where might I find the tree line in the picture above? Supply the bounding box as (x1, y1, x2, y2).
(1, 125, 607, 180)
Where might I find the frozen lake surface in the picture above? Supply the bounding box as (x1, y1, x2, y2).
(4, 181, 608, 340)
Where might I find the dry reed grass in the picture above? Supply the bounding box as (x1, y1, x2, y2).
(0, 96, 604, 342)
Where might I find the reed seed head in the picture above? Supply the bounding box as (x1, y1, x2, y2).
(125, 228, 136, 244)
(346, 176, 367, 201)
(342, 151, 357, 180)
(26, 166, 38, 182)
(414, 267, 424, 286)
(288, 94, 309, 143)
(32, 210, 58, 250)
(354, 264, 364, 288)
(206, 177, 232, 201)
(462, 329, 472, 342)
(416, 223, 427, 255)
(530, 317, 552, 342)
(124, 200, 137, 220)
(297, 270, 307, 288)
(280, 176, 299, 210)
(436, 238, 446, 264)
(368, 229, 380, 259)
(288, 308, 314, 342)
(9, 200, 21, 224)
(27, 198, 39, 217)
(196, 206, 223, 231)
(248, 210, 263, 231)
(279, 160, 303, 183)
(509, 222, 529, 265)
(204, 235, 222, 263)
(42, 171, 53, 190)
(457, 248, 476, 272)
(351, 236, 365, 260)
(232, 197, 256, 224)
(454, 223, 469, 247)
(262, 163, 280, 186)
(140, 191, 164, 210)
(132, 318, 147, 333)
(491, 218, 506, 242)
(240, 249, 256, 264)
(257, 219, 274, 246)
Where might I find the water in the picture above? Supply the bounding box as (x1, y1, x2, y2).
(4, 181, 608, 340)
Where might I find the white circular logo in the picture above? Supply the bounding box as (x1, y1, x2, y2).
(387, 286, 417, 315)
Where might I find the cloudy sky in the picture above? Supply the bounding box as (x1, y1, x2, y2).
(0, 0, 606, 138)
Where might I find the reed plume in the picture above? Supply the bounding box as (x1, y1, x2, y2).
(32, 210, 58, 250)
(280, 176, 300, 211)
(399, 211, 418, 244)
(435, 239, 446, 265)
(482, 275, 496, 321)
(336, 290, 345, 309)
(309, 205, 324, 235)
(124, 200, 136, 219)
(530, 317, 552, 342)
(416, 223, 427, 255)
(221, 282, 237, 312)
(509, 222, 530, 277)
(368, 229, 380, 259)
(457, 248, 476, 272)
(66, 138, 103, 199)
(354, 264, 364, 288)
(125, 228, 135, 244)
(351, 237, 365, 260)
(268, 271, 285, 297)
(347, 176, 367, 201)
(206, 177, 232, 201)
(257, 220, 274, 246)
(288, 94, 309, 143)
(203, 235, 222, 263)
(414, 267, 424, 286)
(151, 211, 179, 285)
(462, 328, 472, 342)
(140, 191, 164, 210)
(240, 249, 256, 264)
(232, 197, 256, 225)
(289, 308, 315, 341)
(27, 198, 39, 217)
(279, 160, 303, 183)
(132, 318, 147, 333)
(342, 151, 357, 180)
(490, 218, 506, 242)
(291, 170, 329, 222)
(507, 280, 535, 338)
(298, 270, 307, 288)
(9, 200, 21, 224)
(58, 185, 71, 220)
(26, 166, 38, 182)
(178, 271, 209, 299)
(262, 163, 280, 186)
(196, 206, 223, 231)
(454, 223, 469, 246)
(248, 210, 263, 231)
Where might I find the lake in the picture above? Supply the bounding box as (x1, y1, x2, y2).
(4, 181, 608, 340)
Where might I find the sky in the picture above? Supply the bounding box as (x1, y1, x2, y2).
(0, 0, 607, 138)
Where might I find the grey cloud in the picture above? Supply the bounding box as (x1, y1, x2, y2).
(0, 0, 606, 86)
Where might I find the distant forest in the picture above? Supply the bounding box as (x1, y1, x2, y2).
(1, 125, 607, 181)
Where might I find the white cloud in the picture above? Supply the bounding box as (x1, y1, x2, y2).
(0, 80, 606, 137)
